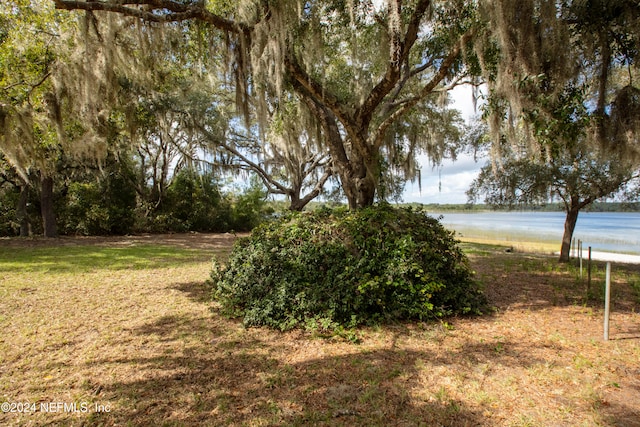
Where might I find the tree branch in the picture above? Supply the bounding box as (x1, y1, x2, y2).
(373, 29, 473, 150)
(52, 0, 247, 34)
(296, 167, 333, 208)
(195, 124, 290, 195)
(297, 94, 351, 175)
(358, 0, 431, 126)
(283, 52, 352, 127)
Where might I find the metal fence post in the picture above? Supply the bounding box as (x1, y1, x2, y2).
(604, 262, 611, 341)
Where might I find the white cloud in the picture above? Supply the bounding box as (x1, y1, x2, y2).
(403, 152, 485, 204)
(401, 83, 488, 204)
(449, 84, 481, 122)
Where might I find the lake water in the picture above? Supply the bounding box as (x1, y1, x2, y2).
(429, 211, 640, 255)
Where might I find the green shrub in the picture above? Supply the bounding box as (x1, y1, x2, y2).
(211, 204, 486, 331)
(162, 169, 229, 232)
(0, 184, 20, 236)
(149, 170, 271, 233)
(61, 173, 136, 235)
(228, 178, 274, 232)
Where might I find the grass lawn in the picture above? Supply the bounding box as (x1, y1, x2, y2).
(1, 234, 639, 426)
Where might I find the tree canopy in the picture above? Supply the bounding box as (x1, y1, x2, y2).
(2, 0, 638, 236)
(0, 0, 94, 236)
(467, 132, 640, 262)
(477, 0, 640, 158)
(52, 0, 476, 208)
(469, 0, 640, 262)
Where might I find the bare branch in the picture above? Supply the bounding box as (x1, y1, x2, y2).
(381, 58, 435, 116)
(195, 123, 291, 195)
(295, 167, 333, 209)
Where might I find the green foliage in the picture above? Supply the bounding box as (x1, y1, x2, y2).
(159, 169, 229, 232)
(0, 184, 19, 235)
(227, 178, 274, 231)
(61, 175, 136, 235)
(0, 158, 273, 236)
(143, 170, 272, 233)
(211, 204, 486, 331)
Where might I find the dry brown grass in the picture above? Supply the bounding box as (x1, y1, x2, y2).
(0, 234, 639, 426)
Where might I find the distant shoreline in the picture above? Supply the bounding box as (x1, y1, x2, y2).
(578, 251, 640, 264)
(456, 236, 640, 264)
(433, 211, 639, 256)
(408, 201, 640, 213)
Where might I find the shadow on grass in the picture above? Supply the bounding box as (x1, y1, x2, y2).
(75, 313, 640, 426)
(171, 281, 214, 304)
(49, 309, 576, 427)
(469, 249, 640, 314)
(82, 342, 484, 425)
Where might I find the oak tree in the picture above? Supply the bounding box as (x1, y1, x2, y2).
(472, 0, 640, 261)
(53, 0, 477, 208)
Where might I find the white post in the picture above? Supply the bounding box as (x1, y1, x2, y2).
(604, 262, 611, 341)
(579, 240, 583, 279)
(587, 246, 592, 296)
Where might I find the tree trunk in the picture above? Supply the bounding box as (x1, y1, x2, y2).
(287, 170, 332, 211)
(40, 174, 58, 238)
(332, 151, 376, 209)
(559, 204, 580, 263)
(300, 96, 375, 209)
(288, 192, 305, 211)
(17, 182, 30, 237)
(354, 168, 376, 208)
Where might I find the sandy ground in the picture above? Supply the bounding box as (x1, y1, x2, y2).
(586, 251, 640, 264)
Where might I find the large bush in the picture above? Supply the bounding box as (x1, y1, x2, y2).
(61, 172, 136, 235)
(211, 204, 486, 330)
(159, 169, 231, 232)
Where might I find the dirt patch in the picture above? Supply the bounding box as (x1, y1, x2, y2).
(0, 234, 639, 426)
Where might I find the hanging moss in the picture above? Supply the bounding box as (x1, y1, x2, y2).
(610, 85, 640, 158)
(477, 0, 640, 164)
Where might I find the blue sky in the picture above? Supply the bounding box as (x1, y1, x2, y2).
(402, 152, 483, 204)
(401, 85, 487, 205)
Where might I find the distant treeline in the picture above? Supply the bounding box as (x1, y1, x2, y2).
(295, 201, 640, 213)
(401, 202, 640, 213)
(0, 167, 273, 237)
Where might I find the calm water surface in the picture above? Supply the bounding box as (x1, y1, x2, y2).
(430, 211, 640, 255)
